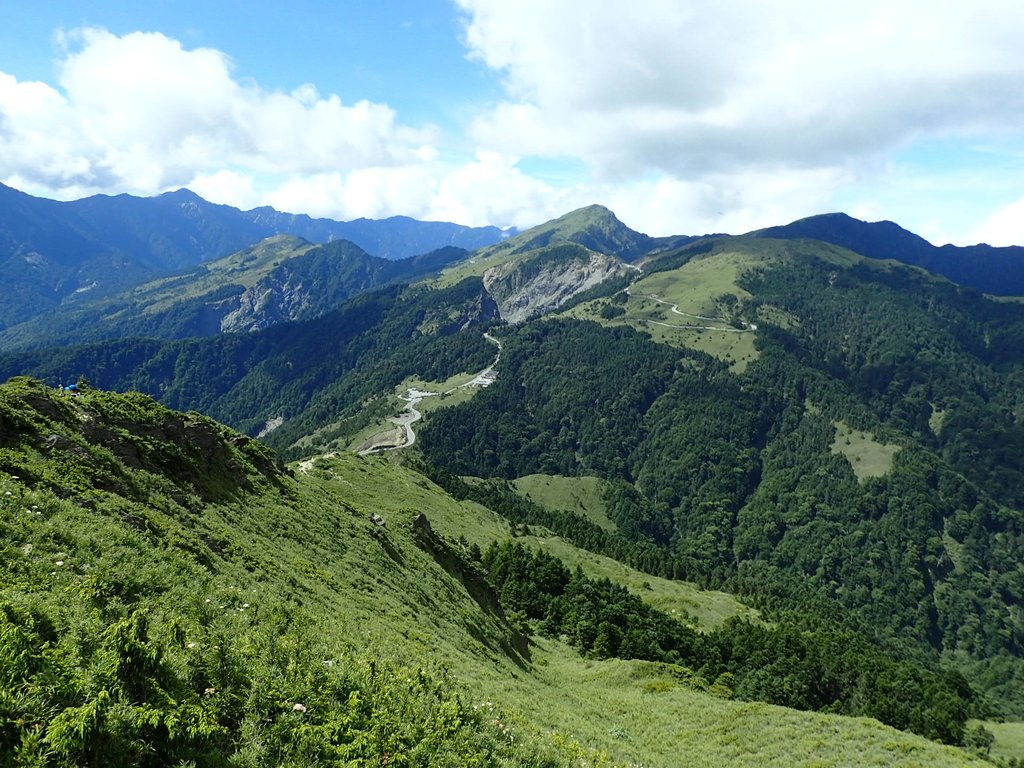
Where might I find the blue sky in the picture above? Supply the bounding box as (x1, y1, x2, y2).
(2, 1, 1024, 245)
(0, 2, 496, 130)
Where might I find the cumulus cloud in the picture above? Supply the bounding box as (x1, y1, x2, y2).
(4, 9, 1024, 239)
(601, 167, 852, 237)
(427, 151, 561, 228)
(0, 28, 436, 204)
(457, 0, 1024, 178)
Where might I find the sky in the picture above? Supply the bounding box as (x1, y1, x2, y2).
(2, 1, 1024, 245)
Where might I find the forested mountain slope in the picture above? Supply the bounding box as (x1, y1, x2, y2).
(0, 182, 508, 331)
(0, 278, 501, 445)
(0, 236, 468, 351)
(756, 212, 1024, 295)
(420, 236, 1024, 714)
(3, 208, 1024, 757)
(0, 378, 994, 766)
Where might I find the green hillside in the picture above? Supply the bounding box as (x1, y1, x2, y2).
(3, 211, 1024, 763)
(418, 236, 1024, 719)
(0, 278, 501, 451)
(0, 380, 995, 766)
(434, 204, 654, 287)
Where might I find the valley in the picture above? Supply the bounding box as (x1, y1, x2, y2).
(3, 191, 1024, 765)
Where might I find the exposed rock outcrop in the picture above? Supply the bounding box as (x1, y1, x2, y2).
(220, 273, 315, 332)
(483, 243, 632, 323)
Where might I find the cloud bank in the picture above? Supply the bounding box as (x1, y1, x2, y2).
(2, 6, 1024, 243)
(0, 29, 432, 204)
(460, 1, 1024, 173)
(456, 0, 1024, 241)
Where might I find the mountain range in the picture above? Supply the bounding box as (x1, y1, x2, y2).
(2, 187, 1024, 765)
(0, 182, 509, 332)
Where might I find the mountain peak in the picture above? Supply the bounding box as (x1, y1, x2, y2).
(158, 187, 205, 203)
(759, 212, 934, 247)
(755, 212, 938, 266)
(482, 204, 653, 262)
(544, 203, 624, 231)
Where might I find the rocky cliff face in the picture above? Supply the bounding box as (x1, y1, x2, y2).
(482, 244, 633, 323)
(215, 241, 471, 334)
(219, 273, 314, 333)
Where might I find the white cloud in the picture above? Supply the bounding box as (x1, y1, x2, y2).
(194, 152, 562, 229)
(453, 0, 1024, 239)
(266, 166, 440, 221)
(969, 197, 1024, 247)
(0, 71, 100, 189)
(0, 28, 438, 202)
(427, 151, 560, 228)
(616, 168, 851, 237)
(187, 169, 262, 210)
(457, 0, 1024, 179)
(4, 10, 1024, 241)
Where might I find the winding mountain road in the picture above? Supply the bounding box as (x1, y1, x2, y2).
(357, 332, 501, 455)
(626, 289, 757, 332)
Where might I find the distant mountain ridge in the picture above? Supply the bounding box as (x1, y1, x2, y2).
(246, 204, 508, 259)
(0, 182, 511, 330)
(0, 236, 470, 351)
(756, 212, 1024, 295)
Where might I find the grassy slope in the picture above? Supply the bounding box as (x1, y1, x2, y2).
(508, 473, 756, 629)
(0, 382, 584, 766)
(288, 453, 989, 767)
(497, 645, 989, 768)
(561, 237, 870, 372)
(831, 420, 902, 481)
(332, 457, 756, 632)
(0, 381, 996, 766)
(562, 245, 761, 371)
(513, 474, 616, 531)
(976, 720, 1024, 763)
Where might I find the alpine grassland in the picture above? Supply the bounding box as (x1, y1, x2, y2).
(0, 379, 996, 766)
